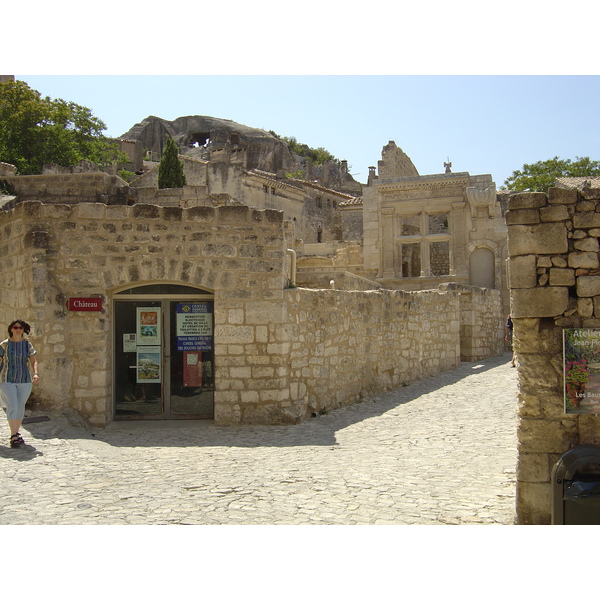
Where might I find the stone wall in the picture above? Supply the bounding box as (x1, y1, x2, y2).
(439, 283, 504, 361)
(215, 283, 502, 424)
(283, 287, 460, 419)
(2, 172, 133, 205)
(0, 201, 290, 424)
(506, 187, 600, 524)
(0, 198, 503, 427)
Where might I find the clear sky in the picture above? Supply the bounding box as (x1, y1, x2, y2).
(6, 3, 600, 190)
(16, 74, 600, 188)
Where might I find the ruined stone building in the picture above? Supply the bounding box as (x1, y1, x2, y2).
(0, 115, 505, 425)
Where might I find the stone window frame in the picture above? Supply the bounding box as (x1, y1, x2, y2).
(396, 210, 452, 278)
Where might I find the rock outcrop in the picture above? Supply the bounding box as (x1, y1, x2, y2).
(120, 115, 363, 195)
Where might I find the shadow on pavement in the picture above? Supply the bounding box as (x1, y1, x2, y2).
(20, 354, 514, 450)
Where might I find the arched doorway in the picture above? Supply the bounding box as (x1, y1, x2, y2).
(113, 283, 214, 420)
(469, 247, 495, 289)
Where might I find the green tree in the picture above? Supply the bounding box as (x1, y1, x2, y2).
(503, 156, 600, 192)
(0, 79, 126, 175)
(158, 136, 186, 189)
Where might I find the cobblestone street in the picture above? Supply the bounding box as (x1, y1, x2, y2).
(0, 353, 517, 525)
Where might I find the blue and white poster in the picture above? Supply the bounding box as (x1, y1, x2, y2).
(176, 303, 213, 351)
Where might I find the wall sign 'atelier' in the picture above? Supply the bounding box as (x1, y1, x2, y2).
(564, 329, 600, 415)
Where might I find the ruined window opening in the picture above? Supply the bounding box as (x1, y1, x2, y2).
(401, 215, 420, 236)
(428, 213, 449, 234)
(263, 185, 269, 193)
(271, 187, 276, 195)
(402, 244, 421, 277)
(316, 196, 322, 209)
(229, 133, 240, 145)
(189, 132, 210, 147)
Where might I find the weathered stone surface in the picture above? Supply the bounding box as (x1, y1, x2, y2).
(568, 252, 599, 269)
(505, 209, 540, 225)
(548, 268, 575, 286)
(507, 193, 547, 210)
(551, 256, 568, 268)
(511, 287, 569, 317)
(518, 417, 578, 454)
(578, 297, 594, 317)
(573, 212, 600, 229)
(508, 255, 537, 288)
(577, 275, 600, 297)
(540, 205, 569, 222)
(548, 186, 578, 205)
(574, 236, 600, 252)
(507, 222, 568, 256)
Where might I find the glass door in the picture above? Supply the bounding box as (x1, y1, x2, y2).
(168, 301, 214, 418)
(114, 300, 163, 417)
(114, 294, 214, 420)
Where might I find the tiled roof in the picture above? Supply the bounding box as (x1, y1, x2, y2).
(556, 177, 600, 189)
(339, 196, 363, 207)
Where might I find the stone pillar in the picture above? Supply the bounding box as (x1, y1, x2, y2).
(452, 201, 468, 278)
(381, 208, 395, 278)
(506, 186, 600, 524)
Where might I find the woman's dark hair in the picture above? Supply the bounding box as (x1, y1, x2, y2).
(8, 320, 31, 336)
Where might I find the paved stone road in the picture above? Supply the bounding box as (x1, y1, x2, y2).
(0, 353, 517, 525)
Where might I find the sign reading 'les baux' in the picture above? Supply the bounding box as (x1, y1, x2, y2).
(67, 297, 103, 312)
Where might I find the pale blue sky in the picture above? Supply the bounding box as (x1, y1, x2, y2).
(7, 2, 600, 189)
(17, 75, 600, 188)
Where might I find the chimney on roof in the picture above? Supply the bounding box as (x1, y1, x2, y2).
(368, 166, 377, 186)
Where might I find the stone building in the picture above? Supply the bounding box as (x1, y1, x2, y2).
(298, 141, 510, 317)
(0, 194, 502, 426)
(0, 123, 505, 426)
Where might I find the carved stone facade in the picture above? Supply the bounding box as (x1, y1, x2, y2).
(359, 142, 509, 316)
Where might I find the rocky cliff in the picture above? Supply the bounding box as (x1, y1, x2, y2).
(120, 115, 362, 195)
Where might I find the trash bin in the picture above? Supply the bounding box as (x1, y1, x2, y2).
(552, 444, 600, 525)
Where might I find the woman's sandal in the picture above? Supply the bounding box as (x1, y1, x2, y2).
(10, 433, 24, 448)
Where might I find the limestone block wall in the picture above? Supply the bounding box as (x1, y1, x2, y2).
(440, 283, 504, 361)
(506, 187, 600, 524)
(3, 173, 132, 204)
(0, 198, 503, 428)
(282, 287, 461, 418)
(0, 201, 289, 424)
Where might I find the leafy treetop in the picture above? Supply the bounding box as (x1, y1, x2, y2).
(0, 79, 126, 175)
(503, 156, 600, 193)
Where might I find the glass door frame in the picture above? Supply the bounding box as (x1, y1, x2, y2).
(112, 289, 215, 421)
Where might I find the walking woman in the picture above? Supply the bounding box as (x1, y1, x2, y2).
(0, 319, 39, 448)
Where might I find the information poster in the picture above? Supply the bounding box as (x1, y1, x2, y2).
(136, 347, 161, 383)
(123, 333, 137, 353)
(183, 351, 203, 387)
(137, 307, 161, 346)
(176, 303, 212, 351)
(564, 329, 600, 414)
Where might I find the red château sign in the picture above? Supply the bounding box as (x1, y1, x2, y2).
(67, 297, 103, 312)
